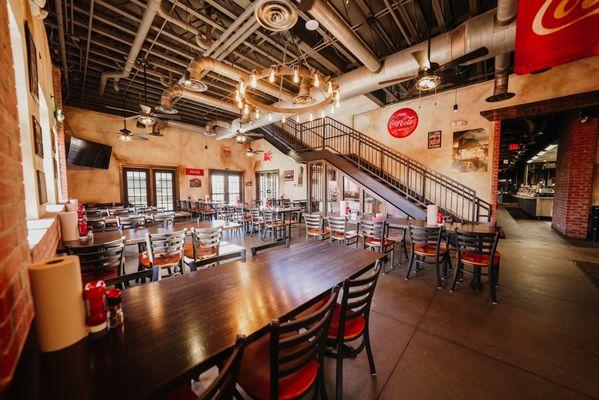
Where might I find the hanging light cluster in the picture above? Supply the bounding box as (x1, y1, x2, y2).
(233, 64, 341, 125)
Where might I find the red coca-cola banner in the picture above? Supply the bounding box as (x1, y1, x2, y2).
(515, 0, 599, 75)
(387, 108, 418, 138)
(185, 168, 204, 176)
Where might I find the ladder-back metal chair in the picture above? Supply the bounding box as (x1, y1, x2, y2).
(184, 226, 223, 270)
(328, 215, 358, 246)
(406, 225, 450, 289)
(116, 215, 146, 230)
(139, 230, 187, 279)
(67, 238, 125, 284)
(361, 220, 395, 271)
(304, 213, 329, 240)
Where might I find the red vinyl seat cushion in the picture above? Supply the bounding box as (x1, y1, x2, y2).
(183, 242, 217, 260)
(327, 304, 366, 341)
(138, 251, 181, 269)
(365, 237, 395, 248)
(460, 251, 501, 267)
(413, 244, 447, 256)
(238, 334, 318, 400)
(307, 228, 329, 236)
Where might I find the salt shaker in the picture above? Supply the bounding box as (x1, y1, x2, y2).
(107, 288, 124, 329)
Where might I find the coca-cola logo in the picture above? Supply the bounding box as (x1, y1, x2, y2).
(533, 0, 599, 35)
(387, 108, 418, 138)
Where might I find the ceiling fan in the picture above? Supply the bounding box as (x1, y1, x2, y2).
(379, 0, 488, 94)
(106, 62, 180, 127)
(101, 96, 149, 142)
(234, 121, 264, 144)
(245, 144, 265, 157)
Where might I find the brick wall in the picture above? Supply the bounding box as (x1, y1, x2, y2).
(0, 0, 34, 390)
(52, 66, 68, 202)
(552, 113, 599, 238)
(490, 121, 501, 222)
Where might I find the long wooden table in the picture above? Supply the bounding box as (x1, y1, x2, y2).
(12, 241, 383, 400)
(63, 220, 243, 248)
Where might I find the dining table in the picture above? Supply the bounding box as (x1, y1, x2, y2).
(11, 241, 383, 400)
(63, 219, 243, 248)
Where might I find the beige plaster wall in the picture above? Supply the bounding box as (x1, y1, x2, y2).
(64, 107, 256, 204)
(354, 56, 599, 203)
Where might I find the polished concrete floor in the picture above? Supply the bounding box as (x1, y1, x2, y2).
(126, 208, 599, 399)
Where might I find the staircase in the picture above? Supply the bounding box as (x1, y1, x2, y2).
(260, 117, 492, 222)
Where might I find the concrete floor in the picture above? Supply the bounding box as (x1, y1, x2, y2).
(127, 209, 599, 399)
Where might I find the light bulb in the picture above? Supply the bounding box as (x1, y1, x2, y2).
(243, 104, 249, 115)
(321, 109, 325, 118)
(282, 114, 286, 123)
(269, 67, 276, 83)
(335, 97, 340, 108)
(327, 81, 333, 96)
(255, 109, 260, 119)
(237, 100, 243, 109)
(234, 89, 241, 103)
(296, 115, 300, 123)
(249, 73, 257, 88)
(330, 104, 335, 114)
(268, 112, 272, 121)
(313, 73, 320, 88)
(239, 81, 246, 95)
(293, 66, 299, 83)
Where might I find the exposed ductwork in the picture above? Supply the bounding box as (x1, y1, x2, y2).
(99, 0, 161, 95)
(156, 3, 213, 50)
(297, 0, 382, 73)
(205, 119, 231, 135)
(54, 0, 69, 91)
(486, 0, 517, 102)
(163, 120, 227, 136)
(159, 85, 240, 114)
(212, 7, 516, 138)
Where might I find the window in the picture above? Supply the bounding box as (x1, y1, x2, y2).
(256, 170, 279, 203)
(123, 166, 178, 209)
(154, 170, 175, 211)
(124, 168, 149, 207)
(210, 170, 243, 204)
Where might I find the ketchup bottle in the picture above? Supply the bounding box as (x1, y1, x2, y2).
(78, 219, 88, 237)
(83, 280, 108, 333)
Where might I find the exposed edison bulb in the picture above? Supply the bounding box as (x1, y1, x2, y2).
(268, 67, 276, 83)
(255, 109, 260, 119)
(327, 81, 333, 96)
(309, 112, 313, 122)
(293, 66, 299, 83)
(268, 112, 272, 121)
(282, 114, 286, 123)
(234, 89, 241, 103)
(335, 97, 340, 108)
(296, 114, 300, 123)
(249, 73, 257, 88)
(321, 109, 325, 118)
(239, 81, 246, 95)
(313, 73, 320, 88)
(237, 100, 243, 109)
(243, 103, 249, 115)
(330, 104, 335, 114)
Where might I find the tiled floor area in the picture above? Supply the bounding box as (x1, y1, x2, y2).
(126, 208, 599, 399)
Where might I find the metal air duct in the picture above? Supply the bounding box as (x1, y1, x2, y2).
(486, 0, 517, 102)
(158, 86, 239, 114)
(157, 3, 212, 50)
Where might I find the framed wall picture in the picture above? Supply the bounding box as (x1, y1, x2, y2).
(452, 128, 489, 172)
(283, 170, 294, 181)
(36, 170, 47, 205)
(428, 130, 442, 149)
(25, 24, 38, 102)
(189, 178, 202, 188)
(32, 115, 43, 157)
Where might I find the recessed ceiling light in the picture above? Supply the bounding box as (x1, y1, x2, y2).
(305, 19, 319, 31)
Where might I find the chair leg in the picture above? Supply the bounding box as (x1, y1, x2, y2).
(490, 266, 499, 304)
(450, 261, 461, 293)
(434, 257, 442, 289)
(403, 240, 408, 262)
(405, 250, 415, 280)
(336, 344, 344, 400)
(365, 331, 376, 376)
(318, 363, 329, 400)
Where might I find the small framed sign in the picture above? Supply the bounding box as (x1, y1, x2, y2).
(189, 178, 202, 188)
(283, 170, 294, 181)
(428, 130, 442, 149)
(186, 168, 204, 176)
(32, 115, 43, 157)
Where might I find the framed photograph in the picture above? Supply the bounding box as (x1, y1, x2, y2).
(297, 166, 304, 187)
(283, 170, 294, 181)
(36, 170, 47, 205)
(452, 128, 489, 172)
(428, 130, 442, 149)
(32, 115, 43, 157)
(25, 24, 38, 102)
(189, 178, 202, 188)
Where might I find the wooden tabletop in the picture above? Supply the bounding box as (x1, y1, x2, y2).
(18, 241, 383, 400)
(64, 220, 242, 247)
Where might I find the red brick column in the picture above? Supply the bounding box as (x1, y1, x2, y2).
(0, 0, 34, 389)
(52, 66, 68, 202)
(489, 121, 501, 222)
(552, 114, 599, 238)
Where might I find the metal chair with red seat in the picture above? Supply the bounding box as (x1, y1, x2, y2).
(451, 229, 501, 304)
(361, 220, 395, 271)
(237, 286, 340, 400)
(304, 213, 329, 241)
(325, 260, 382, 400)
(67, 237, 126, 284)
(164, 335, 246, 400)
(138, 230, 187, 279)
(405, 225, 451, 289)
(184, 226, 223, 271)
(328, 215, 358, 247)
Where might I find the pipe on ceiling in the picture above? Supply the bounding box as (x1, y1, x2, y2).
(205, 119, 231, 134)
(156, 3, 213, 50)
(98, 0, 161, 95)
(55, 0, 69, 91)
(297, 0, 382, 73)
(486, 0, 517, 102)
(164, 120, 227, 136)
(213, 7, 515, 139)
(160, 85, 240, 114)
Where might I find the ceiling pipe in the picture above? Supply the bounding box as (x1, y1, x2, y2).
(297, 0, 382, 73)
(214, 7, 515, 139)
(54, 0, 69, 92)
(163, 120, 227, 136)
(99, 0, 161, 95)
(205, 119, 231, 135)
(156, 3, 213, 50)
(160, 85, 240, 114)
(486, 0, 517, 102)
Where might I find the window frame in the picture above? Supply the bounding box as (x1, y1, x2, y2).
(209, 169, 244, 204)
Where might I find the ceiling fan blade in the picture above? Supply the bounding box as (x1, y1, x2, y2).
(136, 120, 146, 129)
(379, 76, 414, 86)
(106, 105, 138, 114)
(411, 50, 430, 70)
(246, 133, 264, 137)
(154, 114, 180, 120)
(125, 115, 140, 120)
(436, 47, 489, 72)
(133, 134, 149, 141)
(442, 71, 469, 85)
(140, 104, 152, 115)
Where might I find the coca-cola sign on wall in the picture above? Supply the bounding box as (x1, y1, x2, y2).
(387, 108, 418, 138)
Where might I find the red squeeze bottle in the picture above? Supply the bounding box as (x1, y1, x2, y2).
(84, 280, 108, 333)
(437, 212, 443, 224)
(78, 219, 87, 237)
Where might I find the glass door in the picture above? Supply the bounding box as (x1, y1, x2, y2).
(153, 170, 176, 210)
(256, 170, 279, 204)
(124, 168, 150, 207)
(210, 170, 243, 204)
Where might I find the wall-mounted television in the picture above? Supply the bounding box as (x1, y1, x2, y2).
(67, 136, 112, 169)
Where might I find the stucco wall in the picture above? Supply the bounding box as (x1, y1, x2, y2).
(353, 56, 599, 203)
(64, 107, 256, 204)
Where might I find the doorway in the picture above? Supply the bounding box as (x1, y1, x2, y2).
(122, 166, 177, 210)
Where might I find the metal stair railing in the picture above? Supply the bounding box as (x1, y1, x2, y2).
(261, 117, 491, 222)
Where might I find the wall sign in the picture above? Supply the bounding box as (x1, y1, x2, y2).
(515, 0, 599, 74)
(189, 178, 201, 188)
(509, 143, 519, 151)
(428, 130, 442, 149)
(263, 150, 273, 162)
(387, 108, 418, 138)
(185, 168, 204, 176)
(283, 170, 294, 181)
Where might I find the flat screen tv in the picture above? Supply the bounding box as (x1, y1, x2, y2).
(67, 136, 112, 169)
